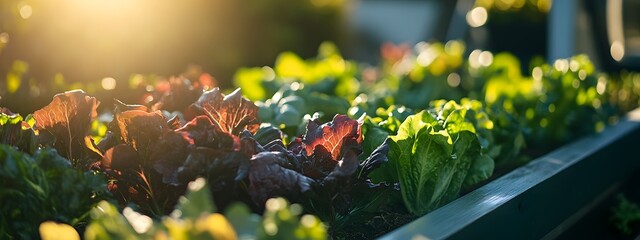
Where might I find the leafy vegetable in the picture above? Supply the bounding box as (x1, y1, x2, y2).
(33, 90, 103, 167)
(4, 40, 640, 239)
(186, 88, 260, 135)
(84, 178, 326, 240)
(257, 85, 351, 138)
(235, 42, 359, 102)
(94, 87, 262, 215)
(258, 198, 327, 240)
(481, 54, 614, 151)
(0, 145, 109, 239)
(380, 109, 489, 215)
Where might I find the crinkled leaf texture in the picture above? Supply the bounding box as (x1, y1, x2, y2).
(114, 110, 168, 163)
(98, 107, 188, 215)
(388, 111, 483, 216)
(429, 99, 496, 189)
(33, 90, 102, 166)
(248, 152, 314, 206)
(299, 114, 362, 160)
(97, 88, 262, 215)
(288, 114, 363, 179)
(187, 88, 260, 135)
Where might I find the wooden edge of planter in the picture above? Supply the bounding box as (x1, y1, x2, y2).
(379, 108, 640, 240)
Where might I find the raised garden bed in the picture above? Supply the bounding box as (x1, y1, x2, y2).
(3, 42, 640, 239)
(381, 108, 640, 239)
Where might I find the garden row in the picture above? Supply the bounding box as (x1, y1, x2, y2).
(2, 41, 640, 239)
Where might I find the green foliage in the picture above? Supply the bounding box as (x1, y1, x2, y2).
(224, 203, 261, 240)
(379, 110, 488, 215)
(85, 178, 236, 239)
(236, 43, 357, 138)
(4, 39, 640, 239)
(6, 60, 28, 94)
(235, 42, 358, 103)
(0, 145, 109, 239)
(256, 85, 350, 137)
(173, 178, 217, 220)
(611, 194, 640, 235)
(258, 198, 327, 240)
(482, 54, 614, 150)
(85, 178, 327, 240)
(427, 99, 496, 188)
(0, 113, 37, 154)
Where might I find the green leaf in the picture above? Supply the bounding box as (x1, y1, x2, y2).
(173, 178, 216, 220)
(234, 67, 268, 101)
(0, 145, 109, 239)
(257, 198, 327, 240)
(275, 52, 308, 82)
(387, 111, 484, 216)
(361, 119, 389, 160)
(462, 153, 495, 189)
(390, 123, 451, 215)
(85, 201, 140, 240)
(224, 203, 261, 240)
(440, 131, 481, 201)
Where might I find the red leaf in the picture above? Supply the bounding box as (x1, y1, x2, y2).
(151, 131, 194, 185)
(187, 88, 260, 135)
(177, 115, 238, 150)
(151, 77, 201, 112)
(114, 99, 149, 113)
(166, 115, 182, 130)
(115, 110, 168, 163)
(33, 90, 102, 163)
(299, 114, 362, 161)
(101, 144, 140, 171)
(0, 107, 14, 115)
(248, 152, 313, 206)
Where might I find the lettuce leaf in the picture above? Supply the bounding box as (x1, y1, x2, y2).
(187, 88, 260, 135)
(33, 90, 102, 167)
(387, 110, 484, 215)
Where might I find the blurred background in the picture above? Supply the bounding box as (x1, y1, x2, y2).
(0, 0, 638, 114)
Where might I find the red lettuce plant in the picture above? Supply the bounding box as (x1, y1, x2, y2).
(28, 88, 391, 233)
(33, 90, 103, 167)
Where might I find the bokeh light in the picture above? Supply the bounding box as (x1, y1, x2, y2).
(447, 73, 461, 87)
(101, 77, 116, 90)
(0, 32, 9, 44)
(610, 41, 625, 62)
(466, 7, 488, 28)
(18, 3, 33, 19)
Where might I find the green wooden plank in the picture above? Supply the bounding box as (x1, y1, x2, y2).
(380, 109, 640, 240)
